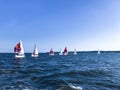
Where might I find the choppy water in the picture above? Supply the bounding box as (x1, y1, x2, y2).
(0, 52, 120, 90)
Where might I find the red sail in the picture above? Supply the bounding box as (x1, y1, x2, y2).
(14, 42, 21, 53)
(50, 49, 54, 54)
(64, 47, 67, 53)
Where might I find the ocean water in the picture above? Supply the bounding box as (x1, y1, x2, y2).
(0, 52, 120, 90)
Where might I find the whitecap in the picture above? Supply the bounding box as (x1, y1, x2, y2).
(69, 84, 82, 90)
(63, 80, 82, 90)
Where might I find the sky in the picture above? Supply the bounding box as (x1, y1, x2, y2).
(0, 0, 120, 52)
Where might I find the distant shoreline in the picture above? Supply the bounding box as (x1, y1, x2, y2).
(1, 51, 120, 53)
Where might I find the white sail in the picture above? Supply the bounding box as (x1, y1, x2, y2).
(97, 50, 101, 54)
(19, 41, 24, 54)
(14, 40, 25, 58)
(59, 48, 63, 55)
(34, 47, 38, 55)
(73, 49, 77, 55)
(31, 45, 39, 57)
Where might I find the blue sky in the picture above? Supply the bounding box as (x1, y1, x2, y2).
(0, 0, 120, 52)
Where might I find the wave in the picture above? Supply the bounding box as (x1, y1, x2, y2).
(1, 84, 37, 90)
(61, 80, 82, 90)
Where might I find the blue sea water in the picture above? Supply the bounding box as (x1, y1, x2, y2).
(0, 52, 120, 90)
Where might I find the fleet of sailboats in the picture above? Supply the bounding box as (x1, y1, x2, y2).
(14, 41, 25, 58)
(13, 41, 102, 58)
(31, 45, 39, 57)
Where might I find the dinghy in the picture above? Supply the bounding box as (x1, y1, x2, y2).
(63, 47, 68, 55)
(49, 48, 54, 56)
(14, 41, 25, 58)
(31, 45, 39, 57)
(97, 50, 101, 54)
(73, 49, 77, 55)
(59, 48, 63, 55)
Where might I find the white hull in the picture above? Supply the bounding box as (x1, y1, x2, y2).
(49, 53, 54, 56)
(15, 54, 25, 58)
(64, 52, 68, 55)
(31, 54, 38, 57)
(73, 53, 77, 55)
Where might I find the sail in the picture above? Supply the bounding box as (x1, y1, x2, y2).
(74, 49, 77, 55)
(31, 45, 39, 57)
(59, 48, 63, 55)
(14, 41, 24, 54)
(33, 45, 38, 55)
(50, 48, 54, 54)
(64, 47, 67, 53)
(49, 48, 54, 55)
(19, 41, 24, 54)
(14, 42, 21, 53)
(97, 50, 100, 54)
(63, 47, 68, 55)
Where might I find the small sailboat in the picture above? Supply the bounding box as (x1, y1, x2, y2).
(14, 41, 25, 58)
(31, 45, 39, 57)
(97, 49, 101, 54)
(59, 48, 63, 55)
(49, 48, 54, 56)
(63, 47, 68, 55)
(73, 49, 77, 55)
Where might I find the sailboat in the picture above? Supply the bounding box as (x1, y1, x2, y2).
(63, 47, 68, 55)
(59, 48, 63, 55)
(49, 48, 54, 56)
(14, 41, 25, 58)
(97, 49, 101, 54)
(31, 45, 39, 57)
(73, 49, 77, 55)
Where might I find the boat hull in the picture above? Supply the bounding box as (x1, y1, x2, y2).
(73, 53, 77, 55)
(64, 52, 68, 55)
(31, 54, 39, 57)
(15, 55, 25, 58)
(49, 54, 54, 56)
(59, 53, 63, 55)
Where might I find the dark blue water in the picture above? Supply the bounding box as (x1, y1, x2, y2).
(0, 52, 120, 90)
